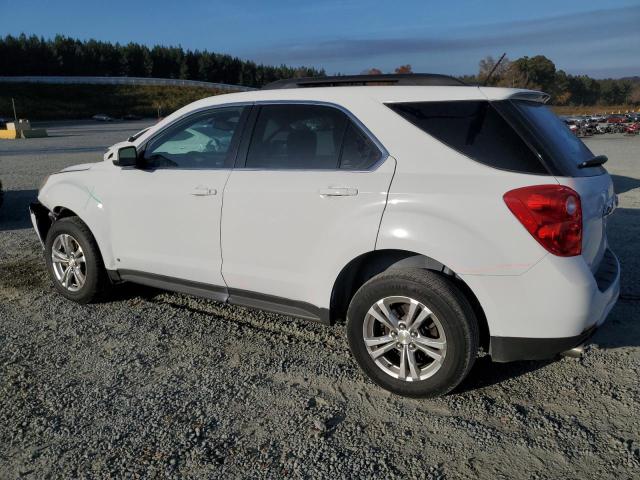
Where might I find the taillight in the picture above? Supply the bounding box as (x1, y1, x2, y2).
(503, 185, 582, 257)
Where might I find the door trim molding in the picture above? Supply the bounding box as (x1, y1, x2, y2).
(116, 269, 228, 302)
(109, 269, 330, 324)
(227, 288, 330, 324)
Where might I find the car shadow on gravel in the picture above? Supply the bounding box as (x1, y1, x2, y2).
(107, 283, 166, 302)
(0, 189, 38, 231)
(611, 175, 640, 194)
(455, 356, 553, 394)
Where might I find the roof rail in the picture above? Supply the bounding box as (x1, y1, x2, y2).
(263, 73, 466, 90)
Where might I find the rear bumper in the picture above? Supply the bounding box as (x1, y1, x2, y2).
(461, 248, 620, 362)
(490, 325, 597, 362)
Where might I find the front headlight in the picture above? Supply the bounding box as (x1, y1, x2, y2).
(38, 174, 51, 193)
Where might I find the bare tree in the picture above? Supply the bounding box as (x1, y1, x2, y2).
(479, 56, 511, 85)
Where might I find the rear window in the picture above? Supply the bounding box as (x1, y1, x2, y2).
(505, 100, 604, 177)
(387, 101, 548, 175)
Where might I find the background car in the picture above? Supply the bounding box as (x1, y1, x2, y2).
(606, 114, 627, 124)
(92, 114, 114, 122)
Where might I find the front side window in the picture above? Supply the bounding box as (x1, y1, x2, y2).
(144, 106, 245, 169)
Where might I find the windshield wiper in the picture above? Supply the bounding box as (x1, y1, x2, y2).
(578, 154, 608, 169)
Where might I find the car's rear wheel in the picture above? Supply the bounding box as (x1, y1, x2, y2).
(347, 269, 478, 398)
(44, 216, 109, 303)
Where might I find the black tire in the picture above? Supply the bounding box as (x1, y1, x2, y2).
(44, 216, 110, 303)
(346, 269, 479, 398)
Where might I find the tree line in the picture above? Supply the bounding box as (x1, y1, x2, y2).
(368, 58, 639, 107)
(0, 34, 324, 88)
(468, 55, 640, 106)
(2, 34, 638, 105)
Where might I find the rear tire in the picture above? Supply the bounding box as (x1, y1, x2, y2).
(44, 216, 110, 304)
(346, 269, 478, 398)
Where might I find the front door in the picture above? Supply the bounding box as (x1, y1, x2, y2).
(109, 106, 248, 288)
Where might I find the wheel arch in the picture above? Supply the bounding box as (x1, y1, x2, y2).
(330, 249, 490, 351)
(36, 204, 111, 273)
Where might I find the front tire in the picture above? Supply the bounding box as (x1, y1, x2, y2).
(44, 216, 110, 304)
(347, 269, 478, 398)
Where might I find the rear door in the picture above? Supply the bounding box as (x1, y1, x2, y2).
(220, 103, 395, 310)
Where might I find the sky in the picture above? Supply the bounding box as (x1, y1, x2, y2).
(1, 0, 639, 78)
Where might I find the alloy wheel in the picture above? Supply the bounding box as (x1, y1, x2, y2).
(363, 296, 447, 381)
(51, 233, 87, 292)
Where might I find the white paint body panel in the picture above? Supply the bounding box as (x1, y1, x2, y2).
(107, 168, 229, 285)
(221, 157, 395, 307)
(37, 84, 620, 342)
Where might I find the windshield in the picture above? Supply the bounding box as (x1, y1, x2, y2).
(128, 127, 150, 142)
(501, 100, 605, 177)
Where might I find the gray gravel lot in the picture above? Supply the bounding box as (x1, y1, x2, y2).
(1, 122, 639, 479)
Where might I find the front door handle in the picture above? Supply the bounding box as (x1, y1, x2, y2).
(191, 186, 217, 196)
(319, 187, 358, 197)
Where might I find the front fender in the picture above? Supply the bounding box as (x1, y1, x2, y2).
(38, 172, 115, 269)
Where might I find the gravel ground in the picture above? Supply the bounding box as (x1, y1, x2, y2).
(1, 122, 639, 479)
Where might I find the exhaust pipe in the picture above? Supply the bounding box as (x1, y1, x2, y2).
(561, 345, 585, 358)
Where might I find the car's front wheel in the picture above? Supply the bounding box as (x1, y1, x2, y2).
(347, 269, 478, 398)
(44, 216, 109, 303)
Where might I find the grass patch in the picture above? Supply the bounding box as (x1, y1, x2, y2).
(0, 83, 232, 120)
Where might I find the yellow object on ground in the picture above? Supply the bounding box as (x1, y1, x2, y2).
(0, 119, 47, 139)
(0, 129, 19, 139)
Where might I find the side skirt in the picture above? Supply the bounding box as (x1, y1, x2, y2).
(109, 270, 330, 325)
(117, 269, 228, 302)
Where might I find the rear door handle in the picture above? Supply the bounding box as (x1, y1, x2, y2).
(191, 186, 217, 196)
(318, 187, 358, 197)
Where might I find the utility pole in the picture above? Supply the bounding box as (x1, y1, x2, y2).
(11, 98, 18, 121)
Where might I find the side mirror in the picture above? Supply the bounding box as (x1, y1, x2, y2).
(114, 146, 138, 167)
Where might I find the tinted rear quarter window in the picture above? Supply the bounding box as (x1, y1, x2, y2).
(387, 101, 548, 175)
(506, 100, 604, 177)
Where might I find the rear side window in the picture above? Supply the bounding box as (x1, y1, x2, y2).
(244, 104, 383, 170)
(387, 101, 547, 175)
(246, 104, 348, 169)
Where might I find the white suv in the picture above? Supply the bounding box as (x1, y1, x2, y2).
(31, 74, 620, 397)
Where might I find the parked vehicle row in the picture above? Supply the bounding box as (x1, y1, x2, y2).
(561, 113, 640, 137)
